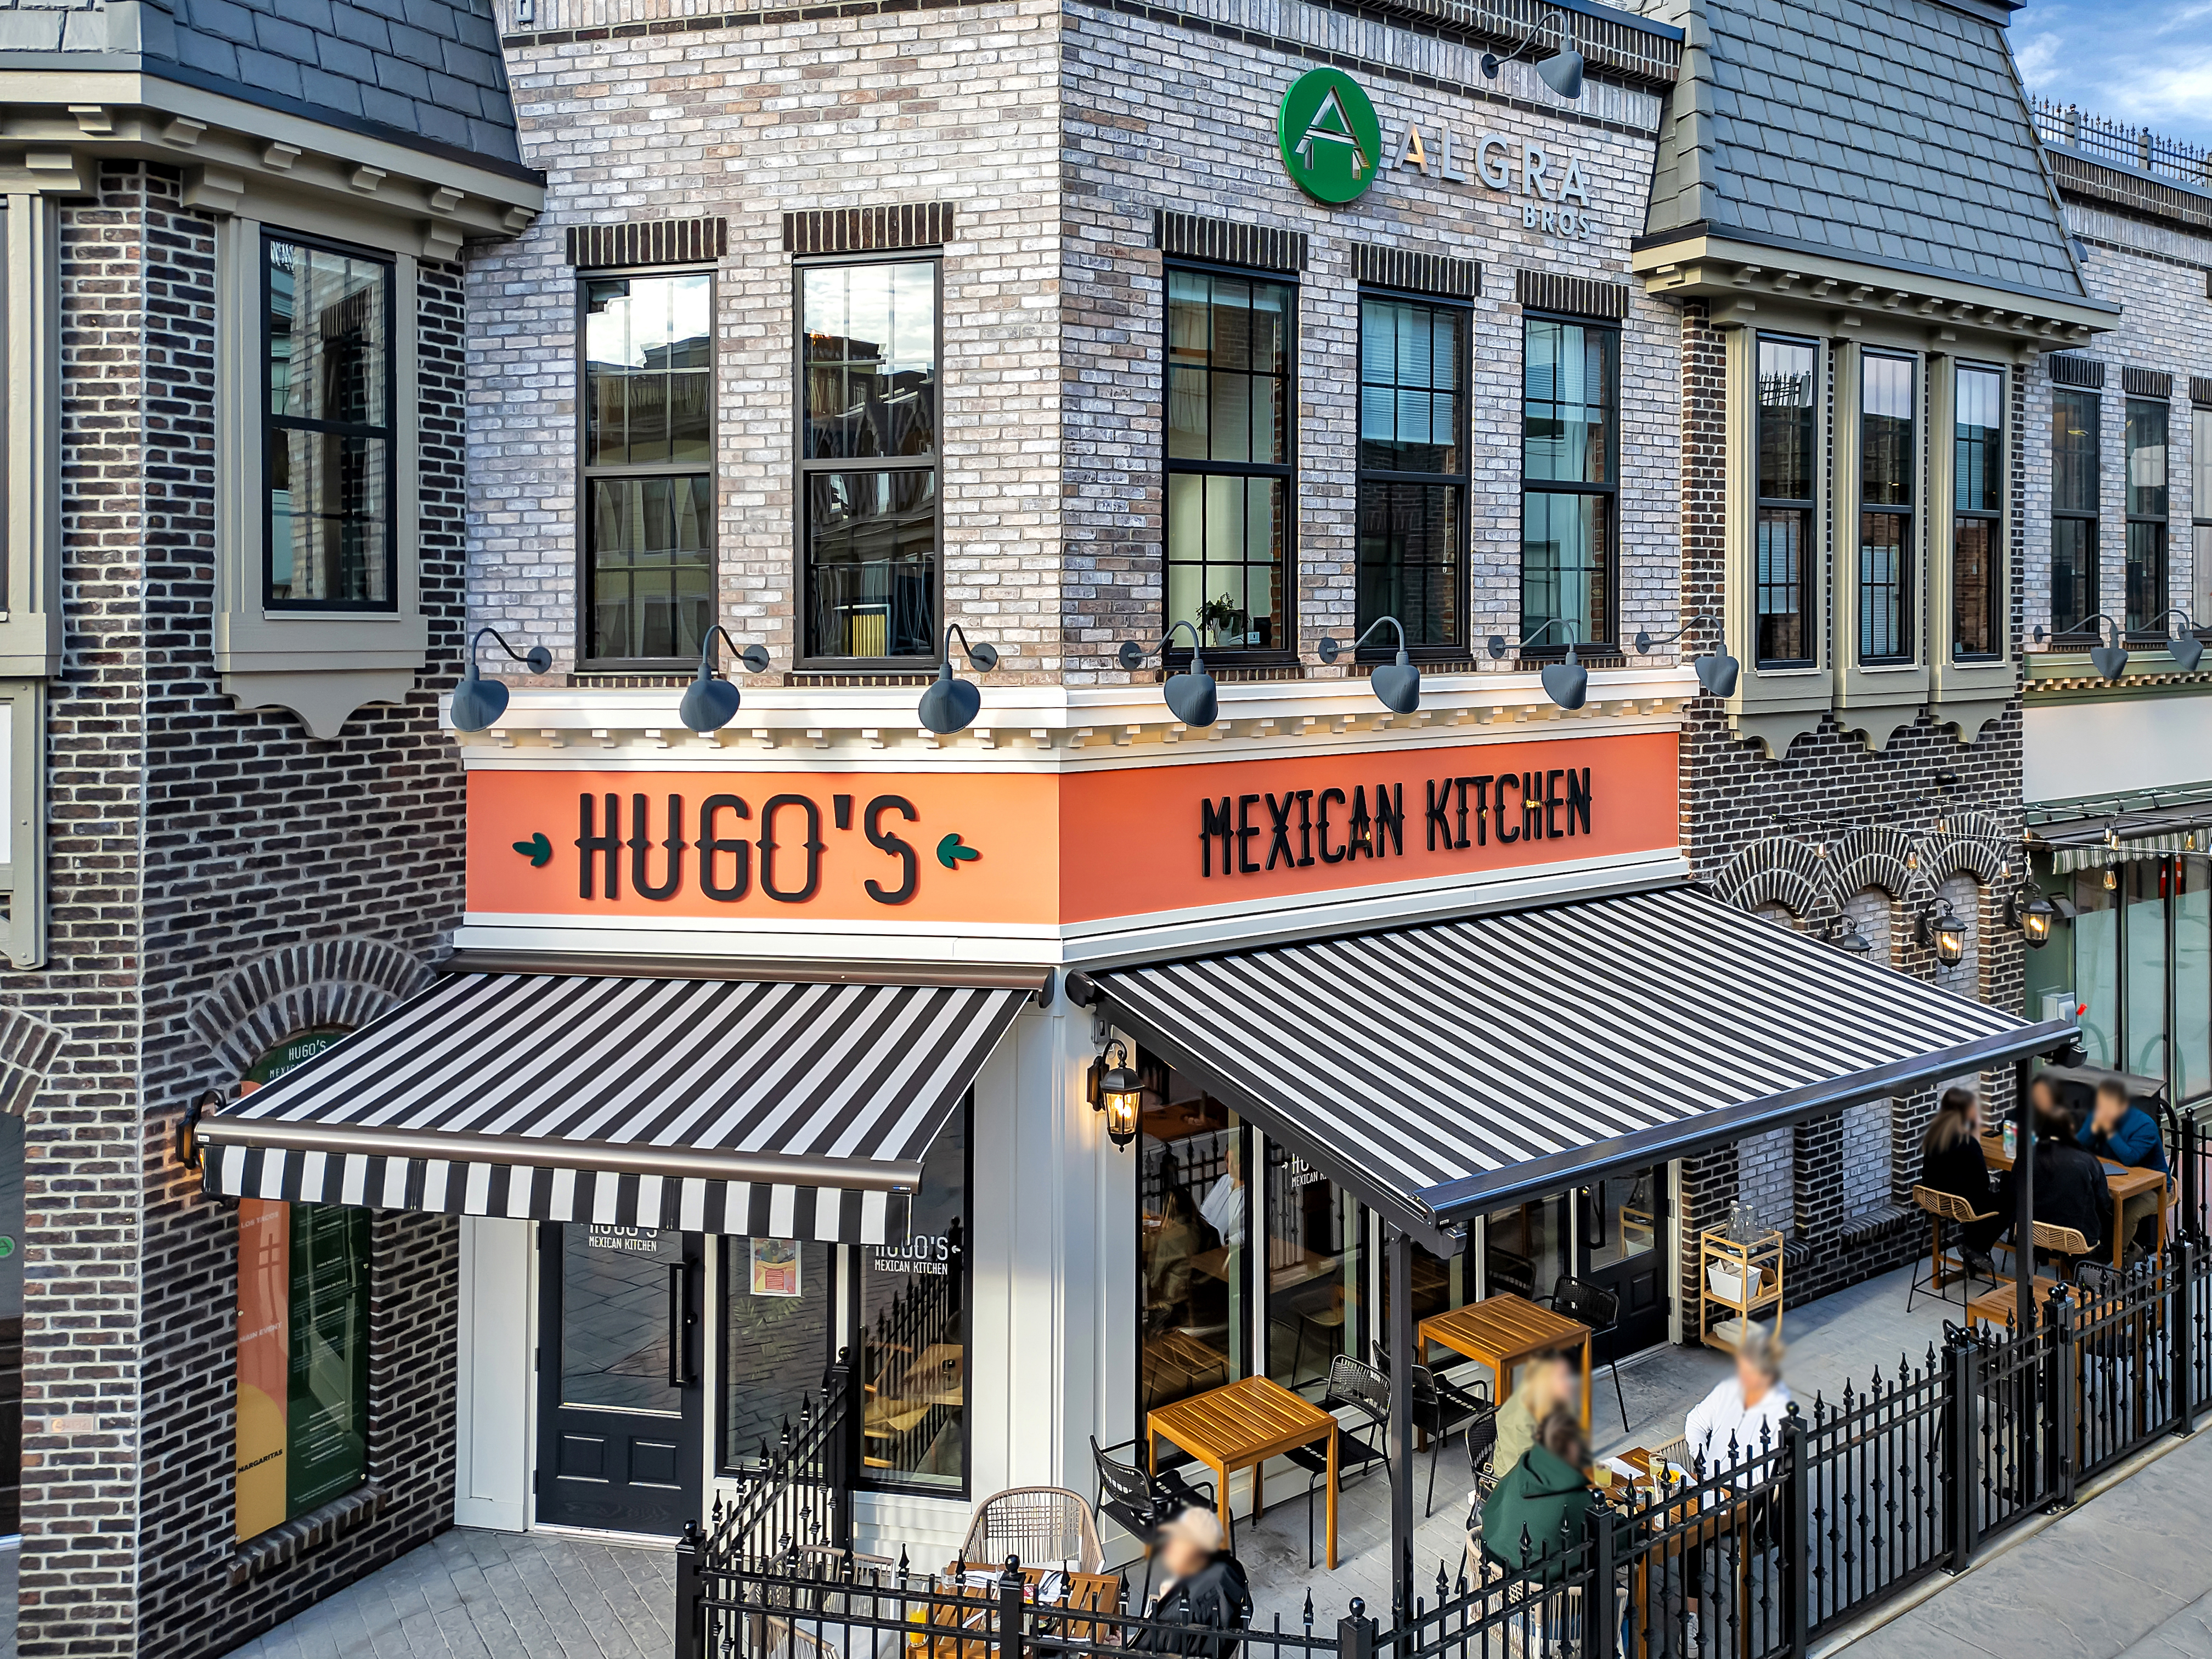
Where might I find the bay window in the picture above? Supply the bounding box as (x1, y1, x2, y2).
(1951, 364, 2004, 661)
(1857, 352, 1916, 664)
(1754, 335, 1819, 668)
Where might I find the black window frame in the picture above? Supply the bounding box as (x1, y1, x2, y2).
(261, 229, 398, 614)
(2125, 394, 2169, 637)
(2051, 386, 2101, 637)
(1950, 360, 2005, 663)
(1517, 309, 1620, 657)
(1752, 331, 1821, 670)
(1353, 284, 1470, 661)
(1161, 259, 1299, 666)
(1856, 348, 1918, 667)
(794, 252, 944, 671)
(578, 264, 719, 670)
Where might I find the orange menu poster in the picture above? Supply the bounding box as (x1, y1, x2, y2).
(234, 1198, 290, 1539)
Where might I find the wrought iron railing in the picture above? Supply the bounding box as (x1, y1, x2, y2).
(716, 1357, 860, 1565)
(2030, 97, 2212, 188)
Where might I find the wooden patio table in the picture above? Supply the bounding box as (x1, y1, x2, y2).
(1978, 1132, 2170, 1275)
(906, 1567, 1120, 1659)
(1147, 1374, 1341, 1568)
(1419, 1293, 1594, 1427)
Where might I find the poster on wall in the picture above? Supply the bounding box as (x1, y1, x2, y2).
(750, 1238, 801, 1296)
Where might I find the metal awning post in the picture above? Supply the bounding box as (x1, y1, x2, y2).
(1387, 1228, 1415, 1620)
(2015, 1056, 2036, 1332)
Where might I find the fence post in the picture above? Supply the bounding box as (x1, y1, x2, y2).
(2171, 1239, 2196, 1436)
(1336, 1596, 1376, 1659)
(996, 1555, 1027, 1659)
(674, 1519, 707, 1659)
(1782, 1406, 1810, 1657)
(1942, 1330, 1977, 1572)
(832, 1347, 859, 1552)
(2051, 1288, 2078, 1511)
(1586, 1496, 1617, 1659)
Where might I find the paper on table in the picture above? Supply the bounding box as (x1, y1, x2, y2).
(1604, 1457, 1642, 1483)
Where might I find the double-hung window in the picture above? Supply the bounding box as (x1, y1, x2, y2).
(2195, 400, 2211, 614)
(2051, 388, 2100, 634)
(1166, 268, 1294, 653)
(1951, 364, 2004, 661)
(1520, 317, 1618, 651)
(800, 259, 939, 663)
(1356, 294, 1465, 651)
(1754, 335, 1819, 668)
(2126, 397, 2169, 634)
(265, 236, 394, 611)
(583, 272, 713, 664)
(1857, 352, 1917, 664)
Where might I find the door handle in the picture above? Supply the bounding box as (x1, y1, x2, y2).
(668, 1261, 687, 1389)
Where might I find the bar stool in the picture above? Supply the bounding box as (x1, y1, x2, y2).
(1907, 1184, 1999, 1312)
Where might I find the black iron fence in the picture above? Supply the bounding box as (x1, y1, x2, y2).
(2030, 95, 2212, 186)
(681, 1242, 2212, 1659)
(719, 1358, 861, 1564)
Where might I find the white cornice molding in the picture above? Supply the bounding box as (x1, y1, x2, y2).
(449, 667, 1701, 767)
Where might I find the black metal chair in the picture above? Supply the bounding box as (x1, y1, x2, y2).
(1280, 1355, 1392, 1568)
(1088, 1436, 1216, 1609)
(1548, 1277, 1627, 1431)
(1370, 1340, 1493, 1516)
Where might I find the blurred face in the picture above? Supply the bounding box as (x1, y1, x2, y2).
(1736, 1350, 1772, 1399)
(2095, 1089, 2128, 1133)
(1159, 1531, 1210, 1580)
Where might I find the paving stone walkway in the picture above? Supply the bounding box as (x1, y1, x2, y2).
(229, 1527, 674, 1659)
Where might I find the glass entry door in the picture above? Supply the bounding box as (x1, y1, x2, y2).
(1578, 1167, 1670, 1361)
(535, 1222, 702, 1536)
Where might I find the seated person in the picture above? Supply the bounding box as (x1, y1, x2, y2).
(1489, 1351, 1574, 1481)
(1995, 1079, 2114, 1273)
(1682, 1326, 1791, 1477)
(1919, 1086, 2006, 1274)
(1132, 1506, 1251, 1658)
(2081, 1076, 2170, 1260)
(1479, 1408, 1597, 1584)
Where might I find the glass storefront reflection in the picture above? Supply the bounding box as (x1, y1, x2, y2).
(1137, 1056, 1246, 1412)
(1263, 1142, 1363, 1396)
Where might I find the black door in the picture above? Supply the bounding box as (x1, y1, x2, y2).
(536, 1222, 702, 1536)
(1579, 1167, 1671, 1362)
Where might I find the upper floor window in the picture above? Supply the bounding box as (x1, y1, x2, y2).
(1754, 335, 1819, 668)
(1166, 268, 1293, 653)
(1857, 352, 1916, 664)
(802, 259, 939, 662)
(1951, 364, 2004, 661)
(1520, 317, 1617, 651)
(2125, 397, 2169, 635)
(583, 272, 713, 663)
(1356, 294, 1465, 652)
(2196, 404, 2211, 535)
(2051, 388, 2100, 634)
(266, 236, 393, 611)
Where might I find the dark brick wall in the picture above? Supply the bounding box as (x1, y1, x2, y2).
(3, 162, 472, 1657)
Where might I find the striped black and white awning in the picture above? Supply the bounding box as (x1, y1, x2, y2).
(197, 970, 1031, 1243)
(1079, 885, 2071, 1250)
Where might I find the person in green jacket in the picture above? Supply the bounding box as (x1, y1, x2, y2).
(1480, 1409, 1598, 1585)
(1489, 1352, 1575, 1481)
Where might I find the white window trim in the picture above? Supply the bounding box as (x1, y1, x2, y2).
(1927, 356, 2015, 739)
(1830, 338, 1932, 750)
(0, 194, 63, 680)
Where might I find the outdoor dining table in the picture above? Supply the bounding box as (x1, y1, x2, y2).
(1418, 1293, 1594, 1426)
(906, 1565, 1121, 1659)
(1978, 1132, 2171, 1274)
(1147, 1373, 1340, 1568)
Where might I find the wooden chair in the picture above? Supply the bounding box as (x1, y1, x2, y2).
(961, 1486, 1105, 1573)
(2033, 1221, 2094, 1283)
(1907, 1185, 2000, 1312)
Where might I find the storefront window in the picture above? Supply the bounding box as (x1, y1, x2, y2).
(800, 259, 939, 662)
(583, 271, 714, 662)
(1166, 268, 1294, 654)
(1754, 334, 1819, 668)
(2125, 860, 2171, 1079)
(1137, 1056, 1248, 1412)
(723, 1235, 833, 1466)
(858, 1106, 967, 1491)
(1520, 317, 1618, 650)
(2179, 861, 2211, 1103)
(2051, 388, 2100, 634)
(2125, 398, 2169, 635)
(2072, 869, 2119, 1068)
(1356, 294, 1465, 650)
(1483, 1198, 1567, 1305)
(1263, 1141, 1363, 1397)
(1951, 364, 2003, 661)
(1858, 352, 1916, 664)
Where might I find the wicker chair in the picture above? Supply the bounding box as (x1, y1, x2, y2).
(1908, 1184, 2000, 1312)
(2033, 1221, 2094, 1283)
(960, 1486, 1106, 1574)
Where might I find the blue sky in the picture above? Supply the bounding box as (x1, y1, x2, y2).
(2013, 0, 2212, 149)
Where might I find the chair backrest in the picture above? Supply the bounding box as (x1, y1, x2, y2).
(1550, 1276, 1619, 1328)
(1090, 1436, 1153, 1515)
(962, 1486, 1106, 1575)
(1464, 1400, 1500, 1475)
(1324, 1353, 1390, 1424)
(2032, 1221, 2092, 1256)
(1912, 1184, 1991, 1224)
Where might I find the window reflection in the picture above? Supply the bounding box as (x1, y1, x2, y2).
(1263, 1141, 1364, 1397)
(860, 1109, 967, 1490)
(1137, 1056, 1246, 1412)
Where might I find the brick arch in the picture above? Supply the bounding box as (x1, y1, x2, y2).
(1923, 817, 2013, 887)
(186, 938, 432, 1079)
(1710, 835, 1832, 922)
(0, 1003, 63, 1117)
(1828, 824, 1919, 900)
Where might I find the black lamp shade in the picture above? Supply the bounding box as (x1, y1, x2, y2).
(2017, 893, 2058, 947)
(2174, 634, 2205, 674)
(1371, 651, 1421, 714)
(918, 663, 983, 735)
(2091, 641, 2130, 681)
(1695, 651, 1741, 698)
(450, 667, 510, 732)
(1164, 666, 1217, 729)
(1539, 645, 1588, 710)
(679, 669, 744, 733)
(1932, 913, 1967, 965)
(1834, 922, 1873, 954)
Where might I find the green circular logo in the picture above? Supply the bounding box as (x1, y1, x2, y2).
(1278, 68, 1381, 204)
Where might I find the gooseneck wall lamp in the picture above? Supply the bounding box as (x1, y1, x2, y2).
(1316, 616, 1421, 714)
(1090, 1040, 1143, 1150)
(1479, 7, 1584, 99)
(1633, 614, 1741, 698)
(2150, 609, 2207, 674)
(1487, 617, 1589, 710)
(1119, 620, 1220, 729)
(450, 627, 554, 732)
(2033, 614, 2131, 682)
(677, 626, 772, 733)
(917, 624, 1000, 736)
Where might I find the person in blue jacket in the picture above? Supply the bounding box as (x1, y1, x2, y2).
(2080, 1076, 2169, 1261)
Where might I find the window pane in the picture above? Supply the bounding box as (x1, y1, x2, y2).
(2126, 398, 2168, 520)
(2126, 859, 2170, 1079)
(1756, 337, 1818, 503)
(1860, 353, 1915, 507)
(588, 474, 713, 660)
(1165, 475, 1285, 650)
(1357, 481, 1461, 647)
(1756, 506, 1813, 665)
(2128, 518, 2169, 635)
(1264, 1141, 1365, 1400)
(804, 469, 937, 659)
(801, 262, 936, 460)
(2052, 389, 2101, 515)
(584, 274, 712, 467)
(1164, 270, 1293, 468)
(723, 1238, 831, 1467)
(860, 1109, 967, 1489)
(2196, 408, 2211, 532)
(1485, 1197, 1567, 1304)
(2053, 518, 2097, 634)
(1358, 297, 1462, 474)
(268, 240, 387, 428)
(2180, 860, 2211, 1103)
(285, 1203, 370, 1517)
(1521, 490, 1610, 646)
(269, 431, 390, 605)
(1953, 515, 1999, 658)
(1859, 509, 1911, 661)
(1140, 1064, 1245, 1414)
(1522, 319, 1615, 484)
(2074, 869, 2118, 1069)
(1955, 366, 2003, 514)
(559, 1223, 682, 1415)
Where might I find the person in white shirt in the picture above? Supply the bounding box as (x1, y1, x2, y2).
(1677, 1327, 1791, 1648)
(1199, 1138, 1246, 1251)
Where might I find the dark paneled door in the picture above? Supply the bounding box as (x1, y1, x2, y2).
(535, 1222, 702, 1536)
(1580, 1167, 1671, 1362)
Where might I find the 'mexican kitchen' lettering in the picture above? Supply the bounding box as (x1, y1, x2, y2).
(1199, 769, 1593, 876)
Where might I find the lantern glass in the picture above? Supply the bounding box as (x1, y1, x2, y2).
(2021, 901, 2053, 946)
(1102, 1086, 1142, 1148)
(1934, 915, 1967, 965)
